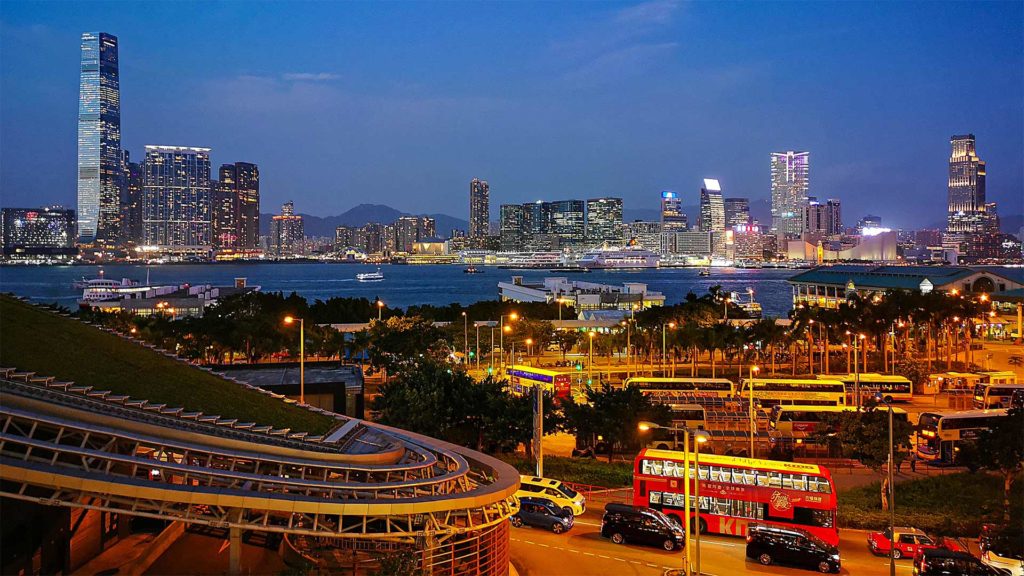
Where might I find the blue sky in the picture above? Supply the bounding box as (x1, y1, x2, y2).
(1, 1, 1021, 228)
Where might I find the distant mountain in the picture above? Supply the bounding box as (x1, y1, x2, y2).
(259, 203, 468, 238)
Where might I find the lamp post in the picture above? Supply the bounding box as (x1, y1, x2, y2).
(475, 323, 481, 372)
(876, 393, 897, 576)
(461, 311, 469, 364)
(621, 320, 632, 379)
(525, 338, 534, 362)
(662, 322, 676, 377)
(376, 299, 385, 321)
(638, 422, 710, 576)
(283, 315, 305, 404)
(500, 312, 518, 371)
(853, 334, 865, 406)
(588, 331, 596, 386)
(748, 365, 760, 457)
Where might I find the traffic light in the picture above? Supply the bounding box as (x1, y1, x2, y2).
(469, 351, 475, 358)
(587, 378, 593, 385)
(487, 367, 494, 375)
(575, 363, 582, 371)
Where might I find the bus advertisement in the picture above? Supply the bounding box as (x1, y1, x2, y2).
(739, 379, 847, 407)
(505, 365, 574, 398)
(634, 449, 839, 545)
(917, 409, 1009, 464)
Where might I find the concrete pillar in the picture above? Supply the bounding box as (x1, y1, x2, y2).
(229, 527, 242, 575)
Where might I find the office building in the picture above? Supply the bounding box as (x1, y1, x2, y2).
(668, 231, 712, 256)
(270, 201, 304, 257)
(731, 224, 769, 261)
(499, 204, 527, 251)
(803, 197, 842, 236)
(142, 146, 212, 249)
(219, 162, 260, 250)
(724, 197, 750, 228)
(120, 151, 144, 245)
(1, 207, 78, 259)
(469, 178, 489, 241)
(76, 32, 122, 246)
(211, 177, 235, 248)
(623, 221, 663, 252)
(699, 179, 725, 232)
(947, 134, 991, 234)
(661, 191, 688, 232)
(548, 200, 585, 247)
(585, 197, 623, 247)
(770, 151, 810, 238)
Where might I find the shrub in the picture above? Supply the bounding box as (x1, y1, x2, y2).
(497, 455, 633, 487)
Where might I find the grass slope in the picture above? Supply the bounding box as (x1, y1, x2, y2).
(0, 295, 333, 435)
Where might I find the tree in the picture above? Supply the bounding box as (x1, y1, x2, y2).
(373, 550, 422, 576)
(553, 330, 582, 360)
(559, 385, 671, 462)
(966, 406, 1024, 522)
(364, 316, 449, 376)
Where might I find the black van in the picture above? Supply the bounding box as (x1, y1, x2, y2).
(914, 548, 1011, 576)
(745, 523, 840, 573)
(600, 503, 685, 551)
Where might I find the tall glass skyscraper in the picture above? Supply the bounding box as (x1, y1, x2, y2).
(142, 146, 212, 248)
(770, 151, 809, 238)
(215, 162, 260, 250)
(947, 134, 992, 233)
(699, 179, 726, 232)
(548, 200, 585, 247)
(585, 197, 623, 247)
(469, 178, 490, 241)
(77, 32, 122, 245)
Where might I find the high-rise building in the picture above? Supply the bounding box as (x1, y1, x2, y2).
(500, 204, 526, 251)
(770, 151, 810, 238)
(469, 178, 490, 241)
(77, 32, 122, 246)
(394, 216, 436, 252)
(335, 225, 355, 250)
(857, 214, 882, 234)
(585, 198, 623, 247)
(548, 200, 585, 247)
(699, 179, 725, 232)
(947, 134, 989, 234)
(660, 191, 688, 232)
(623, 221, 663, 252)
(270, 201, 304, 257)
(219, 162, 261, 250)
(803, 197, 842, 236)
(211, 177, 237, 248)
(1, 206, 78, 259)
(724, 197, 751, 228)
(120, 151, 144, 245)
(142, 146, 212, 248)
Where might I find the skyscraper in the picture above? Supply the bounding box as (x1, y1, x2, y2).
(699, 179, 726, 232)
(548, 200, 585, 247)
(77, 32, 122, 246)
(724, 197, 751, 228)
(120, 151, 144, 245)
(585, 197, 623, 247)
(499, 204, 526, 251)
(469, 178, 490, 241)
(947, 134, 990, 233)
(216, 162, 260, 250)
(2, 206, 78, 259)
(211, 177, 237, 248)
(271, 201, 305, 257)
(660, 191, 688, 232)
(142, 146, 212, 248)
(803, 197, 842, 236)
(770, 151, 810, 238)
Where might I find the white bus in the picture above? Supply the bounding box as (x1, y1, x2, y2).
(739, 378, 847, 408)
(826, 373, 913, 403)
(973, 383, 1024, 409)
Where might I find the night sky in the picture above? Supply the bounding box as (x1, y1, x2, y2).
(1, 1, 1021, 228)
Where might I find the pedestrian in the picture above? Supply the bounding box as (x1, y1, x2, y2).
(910, 452, 918, 473)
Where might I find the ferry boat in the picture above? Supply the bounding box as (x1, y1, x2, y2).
(499, 252, 564, 269)
(732, 288, 763, 318)
(79, 277, 160, 303)
(356, 268, 385, 282)
(463, 265, 483, 274)
(699, 267, 711, 277)
(577, 246, 660, 270)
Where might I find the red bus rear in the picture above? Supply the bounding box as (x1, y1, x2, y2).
(633, 448, 839, 546)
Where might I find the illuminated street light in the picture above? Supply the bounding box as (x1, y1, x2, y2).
(283, 315, 305, 404)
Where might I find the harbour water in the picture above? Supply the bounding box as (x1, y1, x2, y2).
(0, 263, 798, 317)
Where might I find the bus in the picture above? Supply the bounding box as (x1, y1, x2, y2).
(645, 405, 707, 450)
(978, 371, 1017, 385)
(634, 448, 839, 545)
(739, 379, 847, 408)
(973, 383, 1024, 409)
(825, 373, 913, 403)
(769, 405, 908, 433)
(916, 409, 1010, 464)
(505, 365, 575, 398)
(625, 377, 737, 404)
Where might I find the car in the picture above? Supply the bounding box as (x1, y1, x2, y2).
(869, 526, 938, 559)
(515, 475, 586, 516)
(510, 497, 574, 534)
(745, 523, 840, 573)
(600, 503, 685, 552)
(913, 548, 1012, 575)
(981, 533, 1024, 576)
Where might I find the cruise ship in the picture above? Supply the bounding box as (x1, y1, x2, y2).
(577, 246, 660, 270)
(498, 252, 565, 269)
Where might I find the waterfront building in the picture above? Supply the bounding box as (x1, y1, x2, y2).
(731, 224, 768, 261)
(789, 265, 1024, 309)
(394, 216, 436, 253)
(699, 179, 726, 232)
(623, 221, 662, 252)
(120, 151, 144, 245)
(355, 222, 386, 254)
(498, 276, 666, 315)
(86, 278, 260, 319)
(660, 191, 688, 232)
(914, 229, 944, 248)
(668, 230, 712, 256)
(724, 197, 750, 228)
(856, 215, 882, 234)
(76, 32, 122, 246)
(211, 177, 237, 248)
(585, 197, 623, 247)
(217, 162, 260, 250)
(270, 201, 304, 257)
(335, 225, 355, 250)
(1, 206, 77, 260)
(548, 200, 585, 248)
(499, 204, 526, 251)
(803, 197, 842, 236)
(770, 151, 809, 238)
(964, 232, 1024, 263)
(469, 178, 490, 242)
(141, 146, 212, 250)
(947, 134, 994, 234)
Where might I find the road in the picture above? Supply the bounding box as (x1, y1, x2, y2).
(511, 492, 914, 576)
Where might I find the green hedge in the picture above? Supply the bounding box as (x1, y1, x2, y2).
(497, 455, 634, 487)
(838, 472, 1022, 536)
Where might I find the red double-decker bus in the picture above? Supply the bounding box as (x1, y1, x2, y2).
(633, 448, 839, 545)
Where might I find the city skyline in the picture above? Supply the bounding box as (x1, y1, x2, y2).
(1, 2, 1021, 229)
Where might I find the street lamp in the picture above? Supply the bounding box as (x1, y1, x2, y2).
(662, 322, 676, 377)
(853, 333, 866, 406)
(748, 365, 760, 457)
(283, 315, 305, 404)
(525, 338, 534, 361)
(876, 393, 897, 576)
(376, 298, 385, 321)
(638, 422, 710, 576)
(588, 331, 596, 386)
(461, 311, 469, 364)
(621, 320, 632, 379)
(500, 312, 518, 371)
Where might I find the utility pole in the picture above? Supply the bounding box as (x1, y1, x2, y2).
(534, 385, 543, 477)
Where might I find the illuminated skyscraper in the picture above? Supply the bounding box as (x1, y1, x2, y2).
(724, 197, 751, 228)
(548, 200, 585, 247)
(271, 201, 305, 257)
(947, 134, 991, 233)
(142, 146, 212, 248)
(469, 178, 490, 240)
(585, 197, 623, 247)
(660, 191, 688, 231)
(215, 162, 260, 250)
(76, 32, 122, 245)
(770, 151, 810, 238)
(120, 151, 144, 245)
(499, 204, 526, 251)
(699, 179, 725, 232)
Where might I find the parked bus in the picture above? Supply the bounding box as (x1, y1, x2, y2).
(633, 448, 839, 545)
(978, 371, 1017, 385)
(625, 377, 737, 403)
(645, 405, 707, 450)
(505, 365, 575, 398)
(826, 373, 913, 403)
(769, 405, 908, 434)
(973, 383, 1024, 409)
(916, 409, 1009, 464)
(739, 379, 847, 408)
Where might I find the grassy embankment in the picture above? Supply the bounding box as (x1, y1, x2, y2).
(0, 295, 334, 435)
